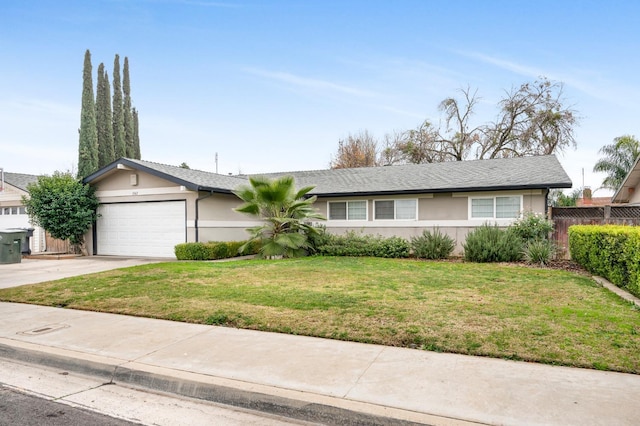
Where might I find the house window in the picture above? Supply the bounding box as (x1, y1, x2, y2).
(374, 199, 417, 220)
(496, 196, 520, 218)
(328, 201, 367, 220)
(471, 196, 521, 219)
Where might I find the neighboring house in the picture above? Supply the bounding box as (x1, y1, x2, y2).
(612, 154, 640, 204)
(0, 172, 46, 253)
(83, 155, 572, 258)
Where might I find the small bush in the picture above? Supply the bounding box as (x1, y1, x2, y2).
(523, 239, 556, 266)
(510, 211, 554, 243)
(411, 228, 455, 259)
(174, 242, 213, 261)
(377, 236, 411, 258)
(463, 224, 523, 263)
(314, 231, 410, 258)
(174, 240, 260, 261)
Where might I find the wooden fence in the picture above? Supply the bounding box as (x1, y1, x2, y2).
(45, 232, 71, 253)
(550, 205, 640, 259)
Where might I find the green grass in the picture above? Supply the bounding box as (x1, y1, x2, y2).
(1, 256, 639, 373)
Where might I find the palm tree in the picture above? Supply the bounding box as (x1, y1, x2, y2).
(234, 175, 325, 258)
(593, 135, 640, 190)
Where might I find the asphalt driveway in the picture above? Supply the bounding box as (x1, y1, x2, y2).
(0, 256, 166, 289)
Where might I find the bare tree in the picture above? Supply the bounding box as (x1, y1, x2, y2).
(379, 130, 406, 166)
(479, 78, 577, 159)
(395, 120, 447, 164)
(329, 77, 578, 168)
(330, 130, 380, 169)
(437, 87, 481, 161)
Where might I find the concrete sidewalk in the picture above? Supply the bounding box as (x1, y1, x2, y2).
(1, 302, 639, 425)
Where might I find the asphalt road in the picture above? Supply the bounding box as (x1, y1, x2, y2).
(0, 359, 310, 426)
(0, 386, 141, 426)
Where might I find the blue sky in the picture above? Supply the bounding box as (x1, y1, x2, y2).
(1, 0, 639, 195)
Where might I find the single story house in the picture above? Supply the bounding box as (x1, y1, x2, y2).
(83, 155, 572, 258)
(612, 154, 640, 205)
(0, 172, 46, 253)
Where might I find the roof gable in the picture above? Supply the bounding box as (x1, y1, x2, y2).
(83, 158, 248, 193)
(612, 154, 640, 203)
(2, 172, 40, 192)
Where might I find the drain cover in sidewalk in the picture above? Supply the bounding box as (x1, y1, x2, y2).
(18, 324, 70, 336)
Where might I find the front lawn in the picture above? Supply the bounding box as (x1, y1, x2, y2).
(1, 257, 639, 373)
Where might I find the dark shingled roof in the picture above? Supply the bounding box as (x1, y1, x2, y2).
(3, 172, 39, 192)
(84, 155, 572, 196)
(83, 158, 248, 193)
(258, 155, 572, 196)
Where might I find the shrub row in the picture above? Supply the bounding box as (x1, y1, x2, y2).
(462, 212, 556, 264)
(174, 240, 261, 261)
(310, 228, 456, 259)
(569, 225, 640, 298)
(312, 231, 411, 258)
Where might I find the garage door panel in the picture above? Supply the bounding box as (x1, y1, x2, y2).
(97, 202, 185, 258)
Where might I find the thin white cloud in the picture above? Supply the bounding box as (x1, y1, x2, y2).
(461, 52, 546, 79)
(456, 50, 637, 106)
(1, 99, 77, 118)
(243, 68, 379, 98)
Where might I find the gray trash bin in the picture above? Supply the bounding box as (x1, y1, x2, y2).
(0, 229, 28, 264)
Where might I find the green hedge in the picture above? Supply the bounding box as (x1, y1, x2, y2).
(174, 240, 261, 261)
(569, 225, 640, 298)
(313, 231, 410, 258)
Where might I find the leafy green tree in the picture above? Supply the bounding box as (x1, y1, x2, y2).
(96, 63, 115, 168)
(123, 56, 135, 158)
(132, 107, 141, 159)
(234, 176, 325, 258)
(77, 49, 98, 178)
(112, 54, 126, 158)
(22, 172, 99, 249)
(549, 188, 581, 207)
(593, 135, 640, 190)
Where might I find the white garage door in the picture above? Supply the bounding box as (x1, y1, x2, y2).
(97, 201, 186, 257)
(0, 207, 30, 229)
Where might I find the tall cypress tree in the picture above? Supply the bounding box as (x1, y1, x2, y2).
(132, 107, 141, 159)
(112, 54, 126, 158)
(123, 57, 135, 158)
(96, 63, 115, 167)
(77, 49, 98, 178)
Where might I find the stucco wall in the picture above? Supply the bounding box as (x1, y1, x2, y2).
(94, 169, 175, 191)
(316, 190, 547, 255)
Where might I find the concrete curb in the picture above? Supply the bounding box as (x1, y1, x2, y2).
(592, 276, 640, 308)
(0, 339, 481, 426)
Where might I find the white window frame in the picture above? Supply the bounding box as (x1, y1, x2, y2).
(328, 200, 368, 221)
(373, 199, 418, 220)
(469, 195, 522, 220)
